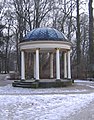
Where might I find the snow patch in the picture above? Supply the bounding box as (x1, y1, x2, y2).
(74, 80, 94, 83)
(0, 80, 94, 120)
(0, 85, 94, 120)
(0, 84, 87, 95)
(0, 94, 94, 120)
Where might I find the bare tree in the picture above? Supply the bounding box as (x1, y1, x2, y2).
(76, 0, 81, 78)
(88, 0, 94, 77)
(0, 0, 90, 79)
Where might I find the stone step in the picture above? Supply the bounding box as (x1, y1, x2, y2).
(12, 80, 72, 88)
(12, 81, 39, 88)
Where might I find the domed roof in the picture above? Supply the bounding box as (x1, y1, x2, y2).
(22, 27, 68, 42)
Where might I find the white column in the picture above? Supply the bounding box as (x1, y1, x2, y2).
(21, 51, 25, 80)
(64, 52, 67, 78)
(50, 53, 54, 78)
(35, 48, 39, 80)
(56, 48, 60, 80)
(34, 54, 36, 79)
(67, 51, 71, 79)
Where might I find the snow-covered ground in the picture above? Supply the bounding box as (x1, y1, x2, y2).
(0, 84, 87, 95)
(0, 94, 94, 120)
(0, 80, 94, 120)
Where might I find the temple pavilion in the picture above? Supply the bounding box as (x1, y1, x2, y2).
(13, 27, 72, 88)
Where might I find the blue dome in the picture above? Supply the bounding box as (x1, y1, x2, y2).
(22, 27, 68, 42)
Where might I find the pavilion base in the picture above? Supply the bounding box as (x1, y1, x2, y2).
(12, 79, 72, 88)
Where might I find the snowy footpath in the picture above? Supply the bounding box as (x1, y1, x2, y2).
(0, 77, 94, 120)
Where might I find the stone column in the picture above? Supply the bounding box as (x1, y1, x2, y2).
(35, 48, 39, 80)
(67, 50, 71, 79)
(21, 51, 25, 80)
(50, 53, 54, 78)
(64, 52, 67, 78)
(56, 48, 60, 80)
(34, 54, 36, 79)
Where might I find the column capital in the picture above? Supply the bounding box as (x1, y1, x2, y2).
(67, 50, 72, 53)
(55, 48, 60, 50)
(36, 48, 40, 50)
(21, 50, 25, 52)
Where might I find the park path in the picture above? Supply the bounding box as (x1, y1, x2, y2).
(64, 80, 94, 120)
(66, 100, 94, 120)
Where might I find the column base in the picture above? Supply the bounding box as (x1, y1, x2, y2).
(35, 79, 39, 82)
(67, 78, 74, 83)
(56, 79, 61, 82)
(21, 79, 25, 81)
(50, 77, 54, 79)
(67, 78, 71, 80)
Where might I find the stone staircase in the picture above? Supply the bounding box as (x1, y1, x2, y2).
(12, 79, 72, 88)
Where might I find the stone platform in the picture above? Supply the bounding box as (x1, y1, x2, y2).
(12, 79, 72, 88)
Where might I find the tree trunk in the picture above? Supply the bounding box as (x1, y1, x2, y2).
(76, 0, 81, 78)
(5, 24, 10, 73)
(34, 0, 40, 28)
(89, 0, 94, 77)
